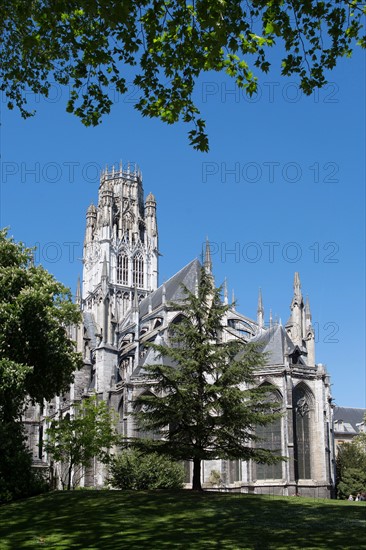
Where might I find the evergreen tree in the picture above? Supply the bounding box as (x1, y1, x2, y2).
(133, 267, 282, 490)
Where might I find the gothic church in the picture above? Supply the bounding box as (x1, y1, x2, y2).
(25, 163, 336, 497)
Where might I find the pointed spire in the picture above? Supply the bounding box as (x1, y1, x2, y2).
(257, 287, 264, 328)
(305, 295, 312, 328)
(148, 292, 152, 313)
(231, 289, 236, 310)
(223, 278, 228, 305)
(204, 237, 212, 274)
(293, 272, 302, 300)
(269, 308, 273, 329)
(76, 276, 81, 305)
(305, 295, 311, 315)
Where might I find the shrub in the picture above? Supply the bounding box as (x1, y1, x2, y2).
(109, 450, 185, 490)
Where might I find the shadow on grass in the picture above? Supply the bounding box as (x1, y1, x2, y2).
(0, 491, 365, 549)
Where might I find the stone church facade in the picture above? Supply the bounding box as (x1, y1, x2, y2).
(25, 163, 336, 497)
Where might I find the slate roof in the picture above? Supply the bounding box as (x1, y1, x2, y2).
(251, 324, 295, 366)
(333, 406, 366, 434)
(138, 258, 201, 317)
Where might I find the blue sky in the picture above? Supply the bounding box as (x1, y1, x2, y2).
(1, 46, 365, 408)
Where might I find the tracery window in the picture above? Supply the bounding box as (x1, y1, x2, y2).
(256, 387, 283, 480)
(134, 392, 159, 440)
(133, 253, 144, 288)
(293, 385, 312, 480)
(117, 253, 128, 285)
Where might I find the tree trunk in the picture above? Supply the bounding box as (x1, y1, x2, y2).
(192, 457, 203, 491)
(67, 463, 73, 491)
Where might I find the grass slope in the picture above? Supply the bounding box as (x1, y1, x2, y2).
(0, 491, 365, 549)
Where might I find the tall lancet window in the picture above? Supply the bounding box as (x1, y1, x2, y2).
(256, 386, 283, 480)
(117, 253, 128, 285)
(133, 253, 144, 288)
(293, 384, 312, 480)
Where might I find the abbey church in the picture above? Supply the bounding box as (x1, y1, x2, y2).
(25, 163, 336, 497)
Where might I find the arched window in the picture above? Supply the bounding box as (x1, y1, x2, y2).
(117, 253, 128, 285)
(168, 314, 187, 347)
(256, 386, 283, 480)
(133, 253, 144, 288)
(293, 384, 312, 480)
(134, 392, 159, 440)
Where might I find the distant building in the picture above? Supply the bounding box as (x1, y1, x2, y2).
(333, 407, 366, 450)
(25, 163, 336, 497)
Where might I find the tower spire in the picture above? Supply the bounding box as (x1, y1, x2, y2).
(257, 287, 264, 328)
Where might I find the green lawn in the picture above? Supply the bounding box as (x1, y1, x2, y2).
(0, 490, 364, 549)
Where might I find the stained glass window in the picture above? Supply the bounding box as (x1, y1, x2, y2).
(293, 385, 311, 479)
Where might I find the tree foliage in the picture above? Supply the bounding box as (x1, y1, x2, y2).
(0, 420, 49, 503)
(45, 395, 119, 490)
(0, 228, 82, 500)
(109, 449, 185, 490)
(132, 267, 283, 490)
(336, 440, 366, 499)
(0, 228, 83, 419)
(1, 1, 364, 150)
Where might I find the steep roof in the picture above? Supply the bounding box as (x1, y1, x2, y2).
(138, 258, 201, 317)
(333, 406, 366, 434)
(251, 324, 295, 365)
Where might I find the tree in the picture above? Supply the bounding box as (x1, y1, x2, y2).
(1, 1, 364, 151)
(0, 228, 83, 415)
(132, 267, 282, 491)
(336, 440, 366, 499)
(0, 228, 82, 500)
(45, 395, 119, 490)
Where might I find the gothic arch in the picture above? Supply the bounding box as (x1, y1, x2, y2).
(255, 383, 283, 480)
(168, 313, 187, 346)
(132, 252, 144, 288)
(117, 251, 128, 285)
(292, 382, 314, 480)
(134, 391, 159, 440)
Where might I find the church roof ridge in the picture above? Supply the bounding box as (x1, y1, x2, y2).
(138, 258, 201, 317)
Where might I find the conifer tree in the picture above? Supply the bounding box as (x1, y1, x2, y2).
(133, 267, 282, 491)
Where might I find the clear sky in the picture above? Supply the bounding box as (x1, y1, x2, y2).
(1, 45, 365, 408)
